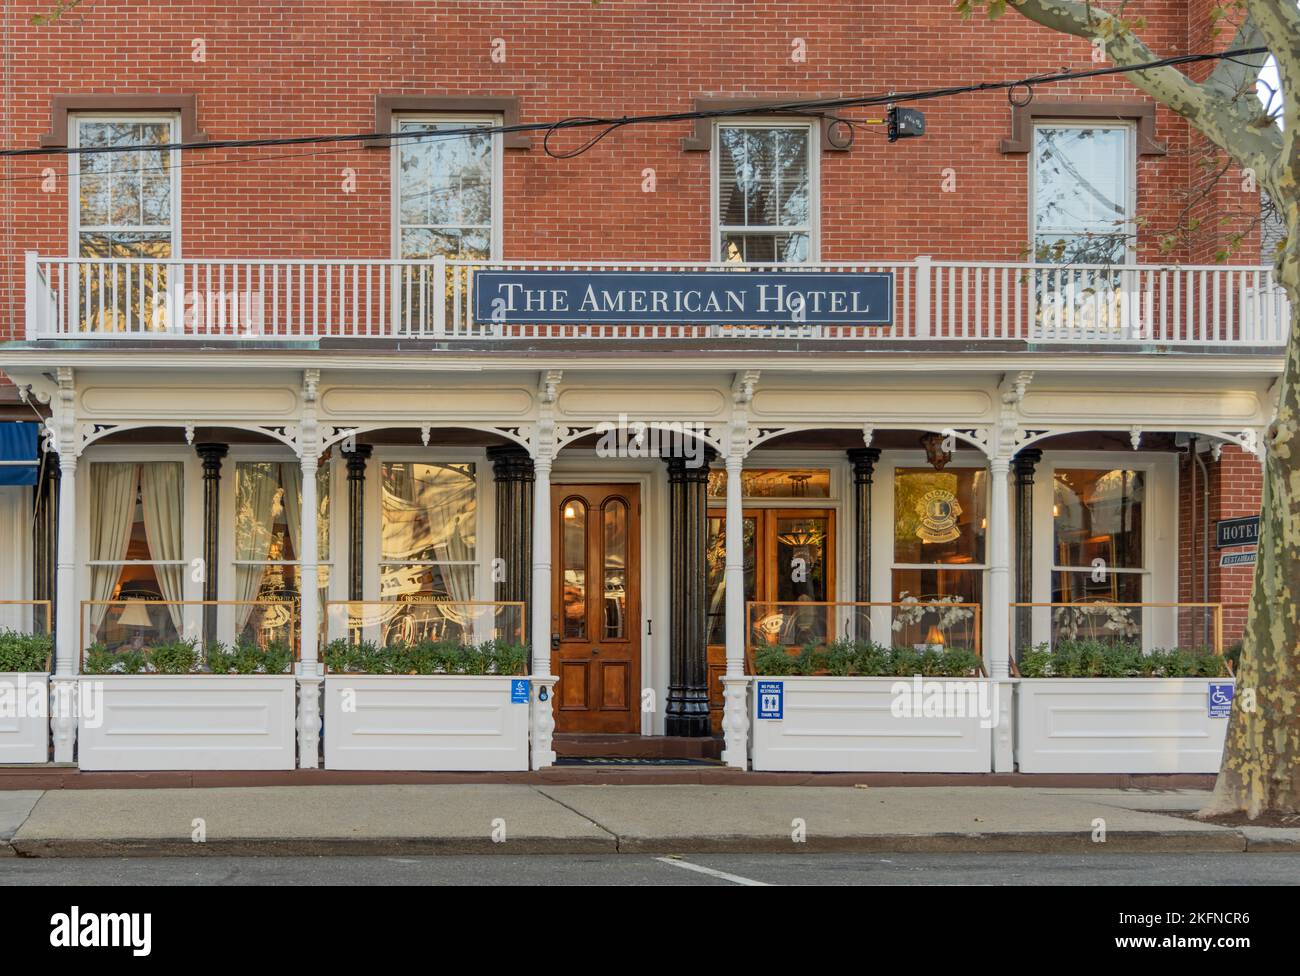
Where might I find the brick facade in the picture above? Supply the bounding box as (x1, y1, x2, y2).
(1178, 444, 1263, 651)
(0, 0, 1257, 349)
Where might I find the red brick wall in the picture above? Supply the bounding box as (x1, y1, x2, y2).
(1178, 443, 1263, 651)
(0, 0, 1240, 342)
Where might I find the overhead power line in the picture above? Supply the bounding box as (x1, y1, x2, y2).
(0, 46, 1271, 177)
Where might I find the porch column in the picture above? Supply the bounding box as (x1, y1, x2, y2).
(720, 450, 749, 767)
(529, 451, 557, 767)
(987, 454, 1014, 773)
(986, 455, 1012, 678)
(195, 442, 227, 648)
(665, 450, 712, 737)
(488, 446, 534, 613)
(1011, 449, 1041, 659)
(33, 455, 58, 631)
(51, 448, 77, 762)
(847, 447, 881, 605)
(297, 451, 322, 768)
(342, 444, 372, 601)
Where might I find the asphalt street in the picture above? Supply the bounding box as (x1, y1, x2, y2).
(0, 853, 1296, 886)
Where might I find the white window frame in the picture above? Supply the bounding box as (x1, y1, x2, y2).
(1028, 120, 1136, 265)
(68, 113, 182, 258)
(76, 447, 203, 649)
(711, 119, 820, 264)
(389, 114, 504, 262)
(1032, 452, 1178, 650)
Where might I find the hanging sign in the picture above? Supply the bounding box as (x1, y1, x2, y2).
(473, 271, 893, 326)
(756, 680, 784, 720)
(1215, 516, 1259, 549)
(1208, 682, 1234, 719)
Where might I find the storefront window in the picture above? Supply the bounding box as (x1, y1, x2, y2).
(87, 461, 185, 644)
(706, 467, 830, 499)
(891, 467, 985, 649)
(1051, 468, 1146, 642)
(232, 460, 331, 645)
(380, 463, 477, 643)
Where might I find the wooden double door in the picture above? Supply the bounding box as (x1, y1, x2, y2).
(551, 484, 641, 733)
(705, 507, 836, 731)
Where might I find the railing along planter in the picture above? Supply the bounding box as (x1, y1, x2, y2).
(75, 601, 297, 771)
(0, 603, 53, 763)
(745, 602, 994, 773)
(321, 601, 530, 771)
(1014, 641, 1234, 774)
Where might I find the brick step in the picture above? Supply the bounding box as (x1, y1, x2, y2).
(552, 734, 724, 760)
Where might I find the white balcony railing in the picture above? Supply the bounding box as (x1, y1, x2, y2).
(23, 253, 1292, 347)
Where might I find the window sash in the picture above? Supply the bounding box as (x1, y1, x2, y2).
(394, 117, 498, 260)
(1031, 123, 1133, 259)
(70, 115, 180, 255)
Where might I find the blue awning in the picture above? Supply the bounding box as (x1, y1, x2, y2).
(0, 422, 39, 487)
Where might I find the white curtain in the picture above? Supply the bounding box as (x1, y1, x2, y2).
(89, 464, 139, 631)
(234, 463, 279, 633)
(139, 462, 185, 634)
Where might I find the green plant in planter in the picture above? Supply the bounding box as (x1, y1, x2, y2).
(324, 638, 531, 675)
(750, 640, 981, 678)
(207, 640, 294, 674)
(145, 639, 200, 674)
(0, 629, 52, 672)
(84, 645, 147, 674)
(1017, 640, 1232, 678)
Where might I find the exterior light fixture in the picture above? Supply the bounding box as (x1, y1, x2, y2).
(919, 432, 952, 471)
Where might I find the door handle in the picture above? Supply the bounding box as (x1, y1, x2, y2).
(591, 647, 600, 655)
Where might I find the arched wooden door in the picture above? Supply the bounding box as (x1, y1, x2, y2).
(552, 484, 641, 733)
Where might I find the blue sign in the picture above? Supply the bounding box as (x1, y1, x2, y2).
(0, 422, 39, 487)
(1216, 516, 1259, 549)
(1208, 682, 1234, 718)
(510, 678, 530, 704)
(473, 271, 893, 326)
(756, 680, 784, 720)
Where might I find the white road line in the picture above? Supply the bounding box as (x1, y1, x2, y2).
(654, 857, 772, 886)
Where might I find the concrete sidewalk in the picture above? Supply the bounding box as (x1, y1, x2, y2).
(2, 785, 1297, 857)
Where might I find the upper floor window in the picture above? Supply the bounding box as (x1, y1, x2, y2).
(715, 123, 815, 263)
(394, 118, 500, 261)
(1032, 123, 1133, 264)
(70, 116, 179, 258)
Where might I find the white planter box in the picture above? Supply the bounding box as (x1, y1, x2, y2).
(1016, 678, 1232, 773)
(77, 675, 297, 771)
(0, 673, 49, 763)
(324, 674, 529, 771)
(750, 676, 995, 773)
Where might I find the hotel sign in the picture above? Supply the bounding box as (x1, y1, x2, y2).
(472, 270, 893, 326)
(1215, 516, 1259, 549)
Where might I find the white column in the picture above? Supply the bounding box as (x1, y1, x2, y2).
(720, 452, 749, 769)
(297, 453, 322, 768)
(986, 455, 1014, 772)
(529, 453, 557, 768)
(51, 451, 78, 762)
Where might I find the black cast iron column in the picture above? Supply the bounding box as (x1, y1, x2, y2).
(341, 444, 372, 601)
(665, 448, 713, 737)
(195, 443, 228, 648)
(846, 448, 881, 603)
(34, 453, 58, 636)
(1012, 448, 1042, 660)
(487, 446, 534, 629)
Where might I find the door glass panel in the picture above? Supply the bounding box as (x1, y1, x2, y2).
(603, 500, 627, 639)
(561, 498, 587, 640)
(774, 517, 828, 602)
(706, 515, 757, 645)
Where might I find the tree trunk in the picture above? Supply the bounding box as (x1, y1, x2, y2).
(1204, 189, 1300, 818)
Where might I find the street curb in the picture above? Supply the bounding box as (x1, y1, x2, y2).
(9, 829, 1284, 857)
(9, 835, 621, 858)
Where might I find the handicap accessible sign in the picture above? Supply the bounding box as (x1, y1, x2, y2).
(511, 678, 530, 704)
(757, 681, 784, 720)
(1208, 682, 1234, 718)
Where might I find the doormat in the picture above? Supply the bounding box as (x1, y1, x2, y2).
(554, 757, 721, 767)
